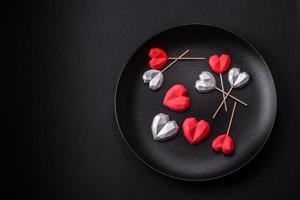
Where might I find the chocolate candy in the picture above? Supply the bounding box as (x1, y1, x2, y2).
(151, 113, 179, 141)
(163, 84, 190, 112)
(182, 118, 210, 144)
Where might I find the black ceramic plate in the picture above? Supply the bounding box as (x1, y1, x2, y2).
(114, 24, 277, 181)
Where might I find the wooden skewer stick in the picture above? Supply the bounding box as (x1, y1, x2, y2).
(212, 86, 234, 119)
(214, 87, 247, 106)
(169, 57, 205, 59)
(219, 73, 227, 112)
(227, 101, 237, 135)
(161, 50, 190, 73)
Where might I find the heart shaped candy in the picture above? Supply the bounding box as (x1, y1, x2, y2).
(149, 48, 168, 69)
(151, 113, 179, 141)
(211, 134, 235, 155)
(163, 84, 191, 112)
(209, 54, 231, 74)
(142, 69, 164, 91)
(195, 71, 216, 93)
(228, 67, 250, 88)
(182, 118, 210, 144)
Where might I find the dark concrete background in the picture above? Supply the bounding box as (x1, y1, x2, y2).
(15, 0, 299, 199)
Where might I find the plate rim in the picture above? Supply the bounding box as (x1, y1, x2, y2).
(114, 23, 277, 181)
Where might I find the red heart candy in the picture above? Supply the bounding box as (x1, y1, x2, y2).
(182, 118, 210, 144)
(148, 48, 168, 69)
(163, 84, 190, 112)
(208, 54, 231, 74)
(211, 134, 235, 155)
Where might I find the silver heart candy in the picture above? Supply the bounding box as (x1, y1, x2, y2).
(142, 69, 164, 91)
(142, 69, 160, 83)
(195, 71, 216, 93)
(228, 67, 250, 88)
(151, 113, 179, 141)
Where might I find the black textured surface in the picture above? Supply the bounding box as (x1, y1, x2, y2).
(115, 24, 277, 181)
(15, 0, 300, 199)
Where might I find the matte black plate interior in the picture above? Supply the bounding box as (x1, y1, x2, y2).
(114, 24, 277, 181)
